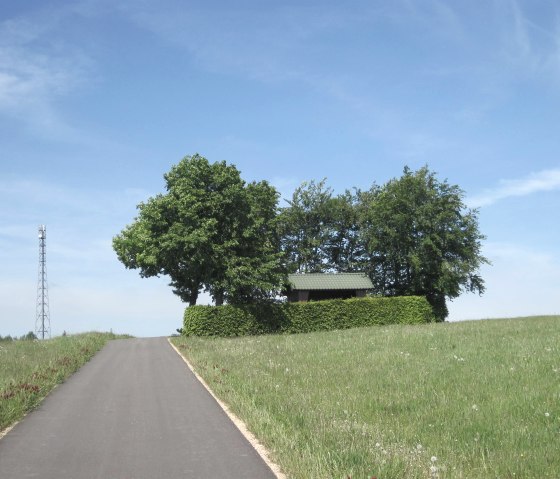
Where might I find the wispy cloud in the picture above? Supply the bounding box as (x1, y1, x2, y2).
(0, 177, 153, 281)
(121, 3, 361, 86)
(116, 0, 560, 168)
(468, 168, 560, 207)
(0, 178, 150, 221)
(496, 0, 560, 80)
(0, 7, 96, 141)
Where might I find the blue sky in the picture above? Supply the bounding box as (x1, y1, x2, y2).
(1, 0, 559, 337)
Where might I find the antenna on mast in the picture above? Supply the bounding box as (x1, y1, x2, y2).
(35, 225, 51, 339)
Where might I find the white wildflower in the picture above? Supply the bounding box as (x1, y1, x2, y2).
(431, 456, 437, 462)
(416, 444, 423, 451)
(472, 404, 479, 412)
(545, 412, 550, 417)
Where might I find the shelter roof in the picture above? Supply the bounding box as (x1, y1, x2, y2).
(287, 273, 373, 291)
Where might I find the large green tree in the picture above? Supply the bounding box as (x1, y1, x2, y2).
(216, 180, 286, 304)
(278, 180, 366, 273)
(323, 189, 366, 272)
(277, 179, 334, 273)
(359, 166, 488, 320)
(113, 154, 285, 306)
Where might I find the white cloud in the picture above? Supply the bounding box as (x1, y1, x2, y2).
(468, 168, 560, 207)
(0, 7, 96, 140)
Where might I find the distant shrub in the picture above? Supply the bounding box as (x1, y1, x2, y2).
(183, 296, 435, 337)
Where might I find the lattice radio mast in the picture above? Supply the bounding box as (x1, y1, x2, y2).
(35, 225, 51, 339)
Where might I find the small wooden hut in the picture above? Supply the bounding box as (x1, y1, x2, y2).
(286, 273, 374, 302)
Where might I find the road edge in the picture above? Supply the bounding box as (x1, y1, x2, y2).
(0, 423, 17, 441)
(167, 338, 287, 479)
(0, 383, 61, 442)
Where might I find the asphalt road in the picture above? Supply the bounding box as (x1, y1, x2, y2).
(0, 337, 277, 478)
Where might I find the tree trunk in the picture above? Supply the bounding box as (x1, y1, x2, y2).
(427, 293, 448, 322)
(214, 290, 224, 306)
(188, 290, 198, 306)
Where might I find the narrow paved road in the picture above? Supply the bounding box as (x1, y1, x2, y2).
(0, 338, 277, 478)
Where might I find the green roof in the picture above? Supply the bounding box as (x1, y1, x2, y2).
(288, 273, 373, 291)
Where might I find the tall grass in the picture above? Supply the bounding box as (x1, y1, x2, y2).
(0, 332, 129, 432)
(172, 316, 560, 478)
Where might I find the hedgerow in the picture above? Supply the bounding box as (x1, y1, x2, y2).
(183, 296, 434, 337)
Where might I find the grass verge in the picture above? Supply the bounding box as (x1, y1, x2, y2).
(171, 316, 560, 478)
(0, 332, 130, 432)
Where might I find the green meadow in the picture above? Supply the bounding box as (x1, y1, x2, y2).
(172, 316, 560, 478)
(0, 332, 128, 432)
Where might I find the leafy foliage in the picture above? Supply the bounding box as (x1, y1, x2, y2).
(113, 154, 286, 305)
(278, 166, 488, 320)
(323, 190, 365, 272)
(359, 166, 488, 320)
(115, 158, 485, 317)
(183, 296, 434, 337)
(219, 180, 287, 304)
(278, 180, 364, 273)
(0, 332, 37, 342)
(278, 179, 334, 273)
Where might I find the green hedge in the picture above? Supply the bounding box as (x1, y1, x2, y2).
(183, 296, 435, 337)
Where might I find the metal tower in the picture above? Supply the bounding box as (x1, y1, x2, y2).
(35, 225, 51, 339)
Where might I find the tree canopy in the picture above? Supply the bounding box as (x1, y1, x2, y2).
(277, 179, 333, 273)
(359, 166, 488, 320)
(113, 154, 285, 306)
(277, 166, 488, 320)
(278, 180, 365, 274)
(115, 157, 487, 319)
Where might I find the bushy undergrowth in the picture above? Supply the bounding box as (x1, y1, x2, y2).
(0, 332, 129, 432)
(183, 296, 434, 337)
(172, 316, 560, 478)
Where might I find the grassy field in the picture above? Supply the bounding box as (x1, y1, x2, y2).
(0, 332, 129, 432)
(172, 316, 560, 479)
